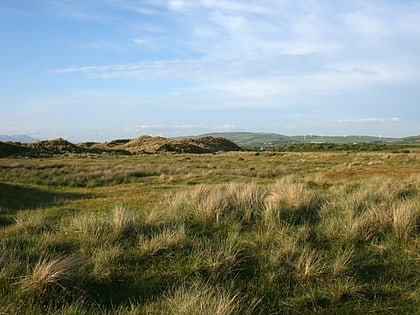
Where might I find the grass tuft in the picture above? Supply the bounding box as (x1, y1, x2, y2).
(19, 254, 86, 295)
(138, 224, 186, 256)
(267, 176, 322, 225)
(112, 205, 136, 235)
(294, 247, 325, 280)
(392, 199, 418, 239)
(163, 281, 240, 315)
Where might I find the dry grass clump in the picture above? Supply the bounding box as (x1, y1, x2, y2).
(247, 223, 299, 270)
(189, 184, 230, 225)
(321, 176, 419, 244)
(294, 247, 325, 280)
(268, 176, 319, 209)
(112, 205, 136, 235)
(392, 199, 419, 239)
(162, 282, 241, 315)
(265, 176, 322, 225)
(138, 224, 186, 256)
(62, 212, 111, 248)
(226, 182, 266, 225)
(165, 182, 265, 226)
(193, 236, 244, 278)
(330, 247, 355, 279)
(20, 254, 86, 294)
(14, 211, 47, 234)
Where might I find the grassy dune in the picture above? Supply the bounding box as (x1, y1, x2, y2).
(0, 151, 419, 314)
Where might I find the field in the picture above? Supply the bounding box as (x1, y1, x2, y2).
(0, 150, 419, 314)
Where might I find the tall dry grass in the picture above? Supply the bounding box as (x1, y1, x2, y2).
(162, 282, 241, 315)
(138, 224, 186, 256)
(19, 254, 86, 294)
(112, 205, 136, 235)
(392, 199, 418, 239)
(265, 176, 322, 225)
(164, 182, 265, 226)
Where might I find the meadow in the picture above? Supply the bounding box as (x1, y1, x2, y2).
(0, 150, 419, 314)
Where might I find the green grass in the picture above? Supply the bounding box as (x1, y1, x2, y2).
(0, 152, 419, 314)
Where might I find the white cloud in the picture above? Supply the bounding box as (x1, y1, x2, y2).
(214, 124, 237, 131)
(136, 124, 207, 131)
(337, 117, 401, 124)
(133, 123, 240, 136)
(132, 38, 145, 45)
(52, 0, 420, 90)
(68, 40, 126, 52)
(168, 0, 186, 12)
(343, 11, 391, 39)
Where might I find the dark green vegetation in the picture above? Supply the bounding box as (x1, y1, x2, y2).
(270, 142, 416, 153)
(0, 150, 419, 314)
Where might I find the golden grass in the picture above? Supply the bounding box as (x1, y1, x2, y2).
(294, 247, 325, 280)
(112, 205, 136, 235)
(20, 254, 86, 294)
(392, 199, 418, 239)
(138, 224, 186, 256)
(163, 282, 240, 315)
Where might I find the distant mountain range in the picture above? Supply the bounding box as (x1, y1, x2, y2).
(0, 135, 38, 143)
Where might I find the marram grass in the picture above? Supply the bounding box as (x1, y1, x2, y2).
(0, 152, 419, 314)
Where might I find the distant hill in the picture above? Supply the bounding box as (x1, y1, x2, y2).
(88, 136, 241, 154)
(199, 132, 420, 147)
(384, 135, 420, 144)
(0, 135, 38, 143)
(197, 132, 292, 147)
(0, 136, 241, 158)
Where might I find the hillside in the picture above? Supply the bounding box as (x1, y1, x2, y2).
(198, 132, 291, 147)
(0, 136, 241, 157)
(200, 132, 420, 147)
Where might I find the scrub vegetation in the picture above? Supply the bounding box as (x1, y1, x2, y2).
(0, 148, 419, 314)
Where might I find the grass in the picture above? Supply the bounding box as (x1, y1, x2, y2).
(19, 254, 86, 295)
(0, 151, 419, 313)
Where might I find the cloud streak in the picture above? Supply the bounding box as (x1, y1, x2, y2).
(337, 117, 401, 124)
(51, 0, 420, 96)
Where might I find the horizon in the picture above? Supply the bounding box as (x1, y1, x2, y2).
(1, 131, 419, 144)
(1, 1, 419, 142)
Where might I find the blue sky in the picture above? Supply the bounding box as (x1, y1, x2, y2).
(1, 0, 419, 141)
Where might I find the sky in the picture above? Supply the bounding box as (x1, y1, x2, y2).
(1, 0, 419, 142)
